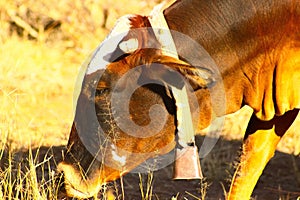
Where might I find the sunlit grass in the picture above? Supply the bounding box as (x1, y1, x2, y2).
(139, 172, 154, 200)
(0, 146, 60, 199)
(0, 37, 75, 149)
(0, 0, 163, 199)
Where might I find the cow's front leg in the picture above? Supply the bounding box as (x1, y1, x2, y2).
(227, 109, 299, 200)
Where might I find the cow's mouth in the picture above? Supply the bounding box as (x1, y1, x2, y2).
(56, 162, 103, 199)
(58, 174, 91, 199)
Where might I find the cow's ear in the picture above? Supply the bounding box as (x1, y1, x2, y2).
(155, 56, 216, 90)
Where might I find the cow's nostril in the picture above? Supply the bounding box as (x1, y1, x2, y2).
(54, 171, 68, 198)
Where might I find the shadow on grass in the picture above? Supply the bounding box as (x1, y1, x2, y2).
(110, 136, 300, 200)
(0, 136, 299, 200)
(0, 145, 65, 199)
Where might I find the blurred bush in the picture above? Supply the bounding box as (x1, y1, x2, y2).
(0, 0, 161, 49)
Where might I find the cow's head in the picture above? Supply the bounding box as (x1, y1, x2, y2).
(57, 15, 215, 198)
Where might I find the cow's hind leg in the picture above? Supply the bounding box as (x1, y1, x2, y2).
(227, 109, 299, 200)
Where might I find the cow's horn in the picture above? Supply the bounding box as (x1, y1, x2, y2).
(119, 38, 139, 53)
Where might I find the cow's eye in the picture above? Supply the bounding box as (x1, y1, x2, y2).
(95, 88, 109, 96)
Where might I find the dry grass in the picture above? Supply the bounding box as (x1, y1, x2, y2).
(0, 0, 299, 199)
(0, 0, 159, 199)
(0, 0, 159, 151)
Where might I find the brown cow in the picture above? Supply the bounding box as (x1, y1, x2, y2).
(57, 0, 300, 199)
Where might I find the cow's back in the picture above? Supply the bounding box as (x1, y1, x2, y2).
(165, 0, 300, 121)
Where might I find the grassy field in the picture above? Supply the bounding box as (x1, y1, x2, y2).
(0, 0, 159, 199)
(0, 0, 160, 152)
(0, 0, 299, 199)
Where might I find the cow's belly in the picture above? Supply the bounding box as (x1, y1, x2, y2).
(275, 48, 300, 115)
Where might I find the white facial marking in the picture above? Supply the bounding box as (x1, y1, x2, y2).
(111, 144, 126, 166)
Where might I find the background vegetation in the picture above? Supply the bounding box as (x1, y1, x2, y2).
(0, 0, 160, 199)
(0, 0, 299, 199)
